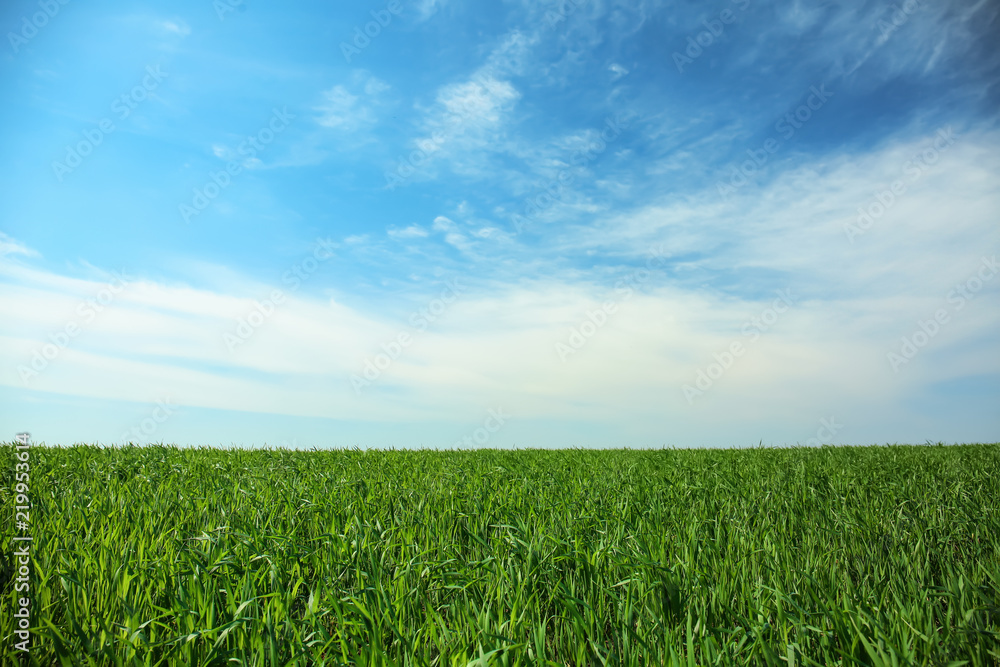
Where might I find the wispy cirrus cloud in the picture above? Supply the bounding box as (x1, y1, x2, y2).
(0, 232, 39, 259)
(315, 73, 391, 132)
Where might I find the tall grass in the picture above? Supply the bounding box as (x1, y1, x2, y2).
(1, 443, 998, 665)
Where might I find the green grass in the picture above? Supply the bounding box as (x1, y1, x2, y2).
(1, 443, 998, 665)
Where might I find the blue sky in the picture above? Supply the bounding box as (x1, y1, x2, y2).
(1, 0, 998, 448)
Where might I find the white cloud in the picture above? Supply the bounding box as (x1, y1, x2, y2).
(364, 78, 390, 96)
(560, 124, 1000, 303)
(3, 257, 994, 445)
(159, 20, 191, 37)
(393, 29, 540, 182)
(431, 216, 454, 232)
(314, 73, 391, 132)
(388, 225, 429, 239)
(316, 85, 363, 129)
(414, 0, 447, 20)
(0, 233, 38, 259)
(482, 30, 538, 78)
(608, 63, 629, 80)
(2, 109, 998, 449)
(428, 215, 473, 253)
(437, 77, 520, 128)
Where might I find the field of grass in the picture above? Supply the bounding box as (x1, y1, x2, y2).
(1, 443, 998, 665)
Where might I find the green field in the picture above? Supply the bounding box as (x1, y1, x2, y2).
(2, 443, 998, 665)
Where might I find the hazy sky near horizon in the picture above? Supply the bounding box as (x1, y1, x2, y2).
(1, 0, 998, 448)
